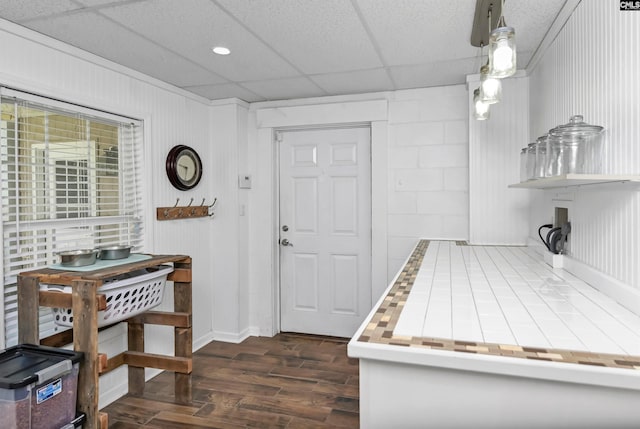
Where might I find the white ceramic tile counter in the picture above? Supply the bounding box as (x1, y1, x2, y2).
(394, 241, 640, 355)
(348, 240, 640, 428)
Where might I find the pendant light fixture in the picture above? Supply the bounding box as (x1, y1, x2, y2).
(479, 20, 501, 105)
(488, 0, 516, 78)
(473, 88, 490, 120)
(480, 63, 502, 104)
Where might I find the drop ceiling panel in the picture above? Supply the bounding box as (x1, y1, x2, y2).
(0, 0, 79, 22)
(218, 0, 383, 74)
(356, 0, 478, 65)
(310, 69, 394, 95)
(183, 83, 265, 103)
(99, 0, 301, 82)
(390, 58, 479, 90)
(242, 77, 327, 101)
(26, 12, 227, 88)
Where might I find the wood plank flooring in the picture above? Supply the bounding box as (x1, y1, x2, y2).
(104, 333, 359, 428)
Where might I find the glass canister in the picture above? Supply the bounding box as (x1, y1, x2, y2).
(519, 147, 528, 182)
(547, 135, 581, 176)
(548, 115, 604, 174)
(534, 135, 548, 179)
(525, 142, 537, 180)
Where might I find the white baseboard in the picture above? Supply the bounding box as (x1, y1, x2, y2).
(193, 331, 216, 352)
(213, 327, 259, 344)
(98, 380, 129, 409)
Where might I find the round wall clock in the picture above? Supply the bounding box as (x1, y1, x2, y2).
(166, 145, 203, 191)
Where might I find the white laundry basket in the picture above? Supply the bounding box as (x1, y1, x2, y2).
(42, 265, 174, 328)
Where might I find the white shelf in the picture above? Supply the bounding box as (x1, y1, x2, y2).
(509, 174, 640, 189)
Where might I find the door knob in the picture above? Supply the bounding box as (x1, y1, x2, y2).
(281, 238, 293, 247)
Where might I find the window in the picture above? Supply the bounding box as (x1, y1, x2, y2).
(0, 87, 144, 347)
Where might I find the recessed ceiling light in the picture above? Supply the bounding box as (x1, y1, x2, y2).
(212, 46, 231, 55)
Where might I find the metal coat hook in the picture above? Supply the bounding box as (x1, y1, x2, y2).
(199, 198, 206, 207)
(173, 198, 180, 208)
(208, 197, 218, 217)
(186, 198, 194, 207)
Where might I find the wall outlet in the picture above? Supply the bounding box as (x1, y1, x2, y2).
(239, 174, 252, 189)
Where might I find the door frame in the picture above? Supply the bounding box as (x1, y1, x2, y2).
(252, 99, 389, 336)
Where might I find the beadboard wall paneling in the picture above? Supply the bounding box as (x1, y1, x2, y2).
(469, 75, 530, 245)
(528, 2, 640, 289)
(0, 21, 231, 406)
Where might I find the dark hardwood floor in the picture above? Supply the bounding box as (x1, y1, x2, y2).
(104, 333, 360, 428)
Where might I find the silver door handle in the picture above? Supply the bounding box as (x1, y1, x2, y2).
(281, 239, 293, 247)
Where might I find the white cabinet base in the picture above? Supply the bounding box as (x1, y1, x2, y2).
(360, 358, 640, 428)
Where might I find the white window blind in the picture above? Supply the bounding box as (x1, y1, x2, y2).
(0, 87, 145, 347)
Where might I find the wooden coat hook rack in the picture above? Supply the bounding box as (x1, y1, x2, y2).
(156, 197, 217, 221)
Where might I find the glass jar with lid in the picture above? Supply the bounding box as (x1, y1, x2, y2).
(548, 115, 604, 174)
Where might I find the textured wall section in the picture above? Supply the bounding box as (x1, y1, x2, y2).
(387, 85, 469, 278)
(528, 2, 640, 289)
(468, 75, 531, 245)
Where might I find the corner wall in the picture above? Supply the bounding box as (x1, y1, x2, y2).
(528, 1, 640, 289)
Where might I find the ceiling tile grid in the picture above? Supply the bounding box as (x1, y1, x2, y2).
(0, 0, 568, 101)
(217, 0, 384, 74)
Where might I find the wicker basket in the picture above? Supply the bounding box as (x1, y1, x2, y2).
(42, 265, 174, 328)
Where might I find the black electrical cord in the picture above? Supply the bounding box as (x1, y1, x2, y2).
(546, 227, 562, 254)
(538, 224, 553, 250)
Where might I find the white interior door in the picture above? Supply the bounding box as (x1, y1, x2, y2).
(279, 127, 371, 338)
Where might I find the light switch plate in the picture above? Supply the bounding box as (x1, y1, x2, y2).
(239, 174, 252, 189)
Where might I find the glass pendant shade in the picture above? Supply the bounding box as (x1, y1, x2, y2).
(479, 64, 502, 104)
(488, 17, 516, 78)
(473, 88, 490, 120)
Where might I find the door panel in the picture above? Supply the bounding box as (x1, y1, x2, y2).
(279, 127, 371, 338)
(331, 176, 358, 235)
(293, 177, 318, 233)
(331, 254, 359, 315)
(293, 253, 319, 311)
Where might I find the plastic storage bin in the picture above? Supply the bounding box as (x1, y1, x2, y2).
(0, 344, 83, 429)
(42, 264, 174, 328)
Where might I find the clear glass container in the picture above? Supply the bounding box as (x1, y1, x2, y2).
(473, 88, 490, 120)
(525, 142, 537, 180)
(548, 115, 604, 174)
(547, 135, 582, 176)
(480, 64, 501, 104)
(488, 18, 516, 78)
(534, 136, 548, 179)
(519, 147, 528, 182)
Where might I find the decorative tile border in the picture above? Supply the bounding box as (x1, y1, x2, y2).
(358, 240, 640, 371)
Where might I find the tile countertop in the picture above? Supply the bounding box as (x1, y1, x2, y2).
(348, 240, 640, 391)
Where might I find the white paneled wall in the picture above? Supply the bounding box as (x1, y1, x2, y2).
(387, 86, 469, 277)
(0, 19, 234, 406)
(468, 75, 530, 245)
(528, 2, 640, 289)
